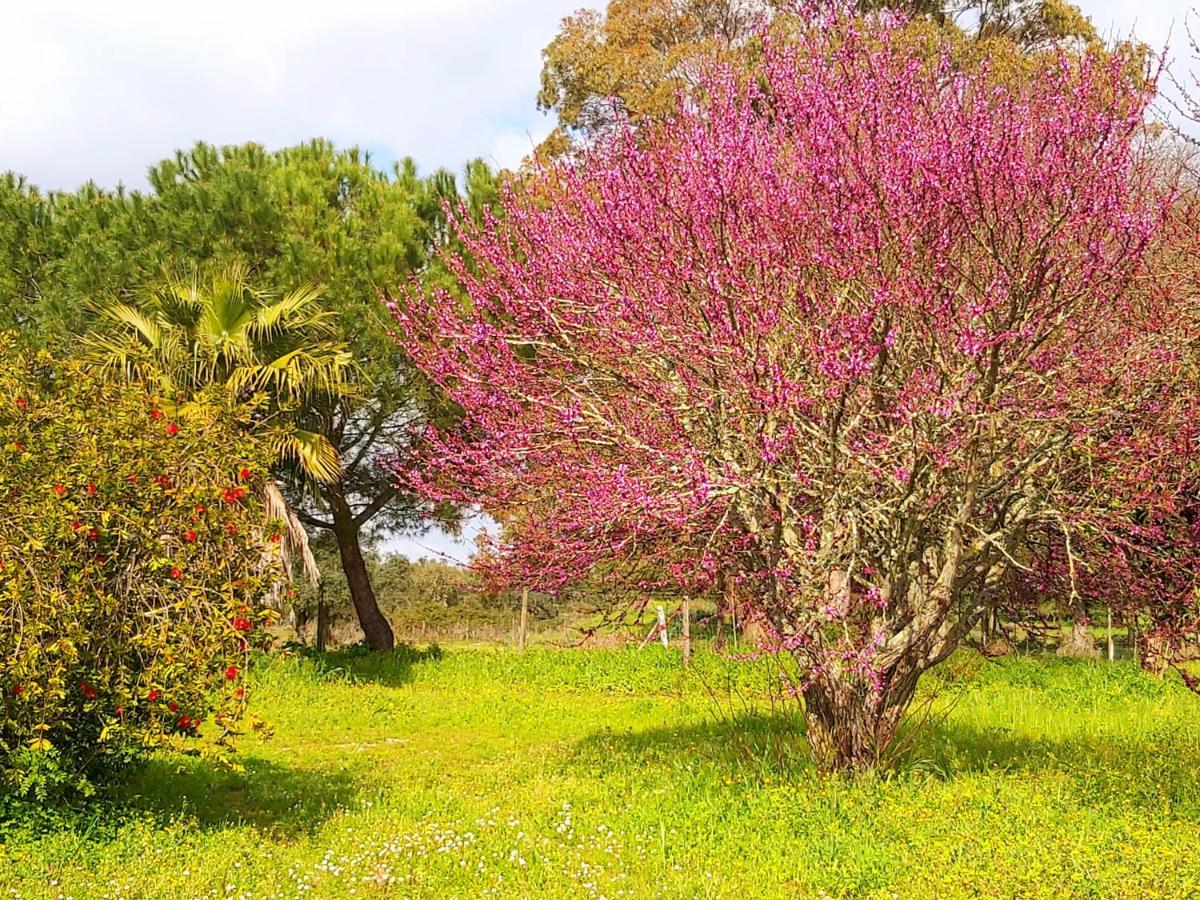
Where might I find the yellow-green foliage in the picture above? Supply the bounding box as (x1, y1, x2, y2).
(0, 338, 280, 798)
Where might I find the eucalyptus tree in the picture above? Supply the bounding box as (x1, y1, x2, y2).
(536, 0, 1100, 154)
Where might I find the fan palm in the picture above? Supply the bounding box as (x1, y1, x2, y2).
(84, 265, 356, 605)
(85, 264, 354, 483)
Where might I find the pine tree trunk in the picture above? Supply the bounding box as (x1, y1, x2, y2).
(329, 492, 394, 652)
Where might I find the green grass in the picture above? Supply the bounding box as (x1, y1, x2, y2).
(3, 646, 1200, 898)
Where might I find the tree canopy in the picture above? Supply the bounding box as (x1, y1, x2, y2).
(536, 0, 1101, 154)
(399, 11, 1195, 771)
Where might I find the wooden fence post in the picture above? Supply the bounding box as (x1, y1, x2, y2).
(657, 605, 668, 648)
(518, 587, 529, 652)
(682, 597, 692, 667)
(1107, 607, 1115, 662)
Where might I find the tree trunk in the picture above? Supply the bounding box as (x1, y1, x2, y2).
(1057, 620, 1100, 660)
(801, 669, 917, 774)
(316, 588, 330, 652)
(1140, 630, 1171, 677)
(330, 492, 394, 652)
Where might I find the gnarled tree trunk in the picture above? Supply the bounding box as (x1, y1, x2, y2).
(801, 667, 920, 774)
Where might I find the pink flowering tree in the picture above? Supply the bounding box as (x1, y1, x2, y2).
(394, 13, 1189, 771)
(1028, 198, 1200, 675)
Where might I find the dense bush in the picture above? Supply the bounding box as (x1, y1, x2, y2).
(0, 338, 280, 800)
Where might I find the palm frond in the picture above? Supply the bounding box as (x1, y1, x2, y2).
(251, 282, 331, 342)
(80, 334, 157, 383)
(230, 345, 354, 402)
(263, 479, 322, 593)
(269, 426, 342, 484)
(93, 301, 166, 350)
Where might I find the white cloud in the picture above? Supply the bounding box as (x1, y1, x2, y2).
(0, 0, 581, 190)
(3, 1, 1195, 193)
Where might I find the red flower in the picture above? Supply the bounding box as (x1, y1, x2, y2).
(15, 397, 26, 410)
(184, 530, 197, 543)
(154, 475, 172, 489)
(150, 408, 163, 420)
(86, 483, 97, 495)
(10, 684, 22, 697)
(87, 527, 99, 541)
(80, 681, 97, 700)
(168, 701, 178, 712)
(128, 474, 138, 484)
(232, 616, 252, 632)
(221, 488, 238, 505)
(165, 422, 180, 437)
(269, 533, 281, 544)
(238, 467, 251, 481)
(234, 486, 247, 500)
(177, 714, 191, 729)
(225, 665, 239, 680)
(225, 523, 238, 535)
(70, 520, 82, 531)
(195, 503, 207, 515)
(115, 706, 125, 717)
(147, 689, 161, 701)
(235, 688, 246, 699)
(53, 483, 66, 498)
(170, 566, 183, 579)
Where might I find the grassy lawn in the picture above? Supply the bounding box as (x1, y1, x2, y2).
(3, 646, 1200, 898)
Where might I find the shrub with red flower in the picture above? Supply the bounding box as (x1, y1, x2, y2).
(0, 337, 280, 798)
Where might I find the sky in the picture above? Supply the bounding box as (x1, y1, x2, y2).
(2, 1, 1193, 194)
(2, 0, 1195, 560)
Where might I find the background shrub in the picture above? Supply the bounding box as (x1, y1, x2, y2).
(0, 337, 280, 800)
